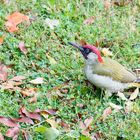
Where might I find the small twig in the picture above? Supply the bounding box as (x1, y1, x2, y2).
(25, 120, 46, 130)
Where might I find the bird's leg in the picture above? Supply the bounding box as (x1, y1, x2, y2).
(103, 90, 112, 100)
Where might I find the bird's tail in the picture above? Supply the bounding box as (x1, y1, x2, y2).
(129, 78, 140, 88)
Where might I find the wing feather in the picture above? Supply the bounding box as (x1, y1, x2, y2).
(92, 58, 137, 83)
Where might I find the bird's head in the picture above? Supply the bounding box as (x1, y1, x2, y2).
(68, 42, 103, 63)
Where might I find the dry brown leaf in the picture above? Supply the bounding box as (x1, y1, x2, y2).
(102, 107, 112, 120)
(104, 0, 111, 10)
(129, 88, 139, 100)
(18, 42, 27, 55)
(40, 109, 57, 115)
(0, 132, 4, 140)
(81, 129, 90, 137)
(109, 102, 123, 111)
(22, 130, 30, 140)
(83, 16, 95, 25)
(0, 116, 20, 127)
(59, 121, 70, 131)
(101, 48, 113, 56)
(20, 87, 37, 97)
(10, 76, 26, 82)
(84, 116, 93, 130)
(5, 12, 29, 32)
(6, 127, 20, 138)
(29, 77, 44, 84)
(117, 91, 128, 101)
(80, 39, 87, 46)
(79, 121, 86, 130)
(0, 36, 4, 45)
(52, 90, 65, 97)
(46, 118, 58, 128)
(19, 106, 41, 121)
(28, 94, 37, 103)
(79, 116, 93, 131)
(125, 101, 133, 113)
(12, 117, 34, 125)
(12, 135, 18, 140)
(113, 0, 131, 6)
(1, 81, 21, 90)
(0, 64, 8, 81)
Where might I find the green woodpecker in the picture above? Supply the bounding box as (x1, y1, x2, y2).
(69, 42, 140, 92)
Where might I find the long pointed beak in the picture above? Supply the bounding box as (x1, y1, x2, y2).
(68, 42, 84, 51)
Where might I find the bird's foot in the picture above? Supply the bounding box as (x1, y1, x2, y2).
(103, 90, 112, 100)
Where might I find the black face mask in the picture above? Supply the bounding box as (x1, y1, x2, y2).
(68, 42, 91, 59)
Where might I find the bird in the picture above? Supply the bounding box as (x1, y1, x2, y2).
(68, 42, 140, 93)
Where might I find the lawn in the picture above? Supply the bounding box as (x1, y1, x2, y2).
(0, 0, 140, 139)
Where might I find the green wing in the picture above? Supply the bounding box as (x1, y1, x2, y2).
(92, 58, 137, 83)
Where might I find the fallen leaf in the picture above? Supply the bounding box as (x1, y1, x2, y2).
(29, 77, 44, 84)
(59, 121, 70, 131)
(0, 36, 4, 45)
(117, 91, 128, 101)
(5, 21, 18, 32)
(45, 18, 59, 29)
(101, 48, 113, 56)
(0, 81, 21, 90)
(0, 116, 19, 127)
(46, 118, 58, 128)
(12, 117, 34, 124)
(102, 107, 112, 120)
(20, 87, 37, 97)
(79, 121, 86, 130)
(12, 135, 18, 140)
(39, 109, 57, 119)
(79, 116, 93, 131)
(84, 116, 93, 130)
(80, 39, 87, 46)
(40, 109, 57, 115)
(104, 0, 111, 10)
(0, 132, 4, 140)
(46, 109, 57, 115)
(6, 127, 20, 138)
(10, 75, 26, 82)
(46, 53, 57, 65)
(28, 94, 37, 103)
(125, 101, 133, 113)
(5, 12, 29, 32)
(129, 88, 139, 100)
(51, 90, 65, 97)
(18, 42, 27, 54)
(0, 82, 14, 89)
(81, 130, 90, 137)
(83, 16, 95, 25)
(0, 64, 8, 81)
(19, 106, 41, 121)
(113, 0, 131, 6)
(109, 102, 123, 111)
(22, 130, 31, 140)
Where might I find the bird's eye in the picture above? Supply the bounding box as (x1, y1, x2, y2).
(84, 48, 91, 54)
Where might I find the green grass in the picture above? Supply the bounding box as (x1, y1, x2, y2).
(0, 0, 140, 139)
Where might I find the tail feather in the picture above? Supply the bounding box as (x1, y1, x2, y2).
(129, 83, 140, 88)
